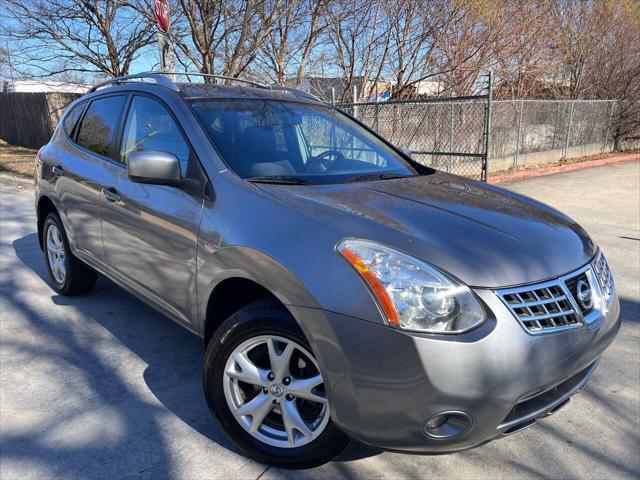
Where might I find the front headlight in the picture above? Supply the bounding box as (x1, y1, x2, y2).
(337, 239, 485, 333)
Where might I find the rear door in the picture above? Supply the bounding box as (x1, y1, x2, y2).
(55, 94, 128, 265)
(99, 94, 206, 327)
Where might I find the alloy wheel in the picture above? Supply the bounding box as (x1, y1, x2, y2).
(222, 335, 330, 448)
(46, 224, 66, 284)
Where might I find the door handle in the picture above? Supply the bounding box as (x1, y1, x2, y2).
(101, 187, 121, 203)
(52, 166, 64, 177)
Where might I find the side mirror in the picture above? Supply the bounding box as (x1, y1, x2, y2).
(399, 146, 413, 159)
(128, 150, 181, 186)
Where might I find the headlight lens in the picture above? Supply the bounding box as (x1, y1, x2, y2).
(337, 239, 485, 333)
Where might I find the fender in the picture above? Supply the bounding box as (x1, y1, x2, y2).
(196, 244, 323, 335)
(195, 243, 358, 424)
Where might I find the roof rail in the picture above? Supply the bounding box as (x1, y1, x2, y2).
(88, 72, 179, 93)
(158, 71, 270, 89)
(269, 86, 322, 102)
(88, 71, 324, 103)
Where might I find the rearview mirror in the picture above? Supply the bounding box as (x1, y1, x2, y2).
(399, 146, 413, 159)
(128, 150, 181, 186)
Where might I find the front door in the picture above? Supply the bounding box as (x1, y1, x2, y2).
(99, 94, 206, 326)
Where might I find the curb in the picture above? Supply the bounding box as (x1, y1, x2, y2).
(0, 174, 35, 190)
(489, 152, 640, 184)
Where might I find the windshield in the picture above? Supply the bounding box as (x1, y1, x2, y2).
(189, 99, 418, 184)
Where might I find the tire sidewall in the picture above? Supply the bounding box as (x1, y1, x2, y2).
(203, 303, 349, 469)
(43, 213, 72, 294)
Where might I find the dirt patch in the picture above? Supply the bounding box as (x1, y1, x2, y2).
(0, 139, 38, 178)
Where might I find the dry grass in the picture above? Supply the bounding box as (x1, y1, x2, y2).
(0, 139, 38, 178)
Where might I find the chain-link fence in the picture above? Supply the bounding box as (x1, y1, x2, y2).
(490, 100, 617, 171)
(339, 96, 490, 179)
(339, 96, 619, 179)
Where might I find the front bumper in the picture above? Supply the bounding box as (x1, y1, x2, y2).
(292, 287, 621, 453)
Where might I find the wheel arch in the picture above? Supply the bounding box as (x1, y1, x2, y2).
(199, 246, 322, 348)
(36, 195, 59, 250)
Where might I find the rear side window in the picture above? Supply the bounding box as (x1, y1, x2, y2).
(76, 95, 127, 159)
(62, 102, 85, 137)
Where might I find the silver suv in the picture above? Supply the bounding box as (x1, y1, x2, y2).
(34, 72, 621, 468)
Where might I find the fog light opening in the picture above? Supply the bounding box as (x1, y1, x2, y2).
(503, 418, 536, 435)
(423, 411, 472, 439)
(547, 397, 571, 416)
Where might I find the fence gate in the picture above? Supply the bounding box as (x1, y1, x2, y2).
(337, 73, 493, 181)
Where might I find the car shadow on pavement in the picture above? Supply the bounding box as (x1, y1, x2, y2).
(9, 233, 378, 476)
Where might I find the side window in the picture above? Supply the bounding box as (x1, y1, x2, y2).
(120, 96, 191, 176)
(63, 102, 85, 137)
(76, 96, 127, 159)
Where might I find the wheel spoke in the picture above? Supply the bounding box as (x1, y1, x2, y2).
(235, 393, 273, 433)
(58, 257, 66, 277)
(47, 235, 57, 253)
(226, 352, 268, 387)
(267, 338, 294, 380)
(287, 374, 327, 404)
(281, 398, 314, 443)
(223, 334, 330, 448)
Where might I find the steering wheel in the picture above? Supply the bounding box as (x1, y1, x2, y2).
(306, 150, 346, 173)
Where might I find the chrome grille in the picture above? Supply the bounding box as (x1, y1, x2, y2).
(499, 282, 582, 334)
(592, 250, 613, 304)
(497, 249, 614, 335)
(564, 271, 593, 316)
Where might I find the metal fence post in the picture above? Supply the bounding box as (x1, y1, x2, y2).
(374, 84, 380, 132)
(603, 101, 614, 153)
(514, 100, 524, 168)
(449, 104, 454, 173)
(352, 84, 358, 119)
(562, 100, 575, 160)
(481, 71, 493, 182)
(551, 102, 560, 148)
(331, 87, 336, 106)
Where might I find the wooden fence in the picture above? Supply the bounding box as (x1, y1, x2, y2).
(0, 92, 80, 149)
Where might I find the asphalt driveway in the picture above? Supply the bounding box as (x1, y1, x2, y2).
(1, 161, 639, 479)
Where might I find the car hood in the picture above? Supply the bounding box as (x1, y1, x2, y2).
(258, 172, 596, 288)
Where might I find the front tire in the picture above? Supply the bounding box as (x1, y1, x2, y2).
(203, 299, 349, 469)
(42, 212, 97, 295)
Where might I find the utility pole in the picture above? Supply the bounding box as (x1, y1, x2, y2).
(154, 0, 175, 80)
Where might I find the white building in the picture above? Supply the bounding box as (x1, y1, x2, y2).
(3, 80, 89, 94)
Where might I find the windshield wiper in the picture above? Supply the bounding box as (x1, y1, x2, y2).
(246, 175, 315, 185)
(342, 172, 413, 183)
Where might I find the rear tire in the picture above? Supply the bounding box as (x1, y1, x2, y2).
(42, 212, 97, 296)
(203, 299, 349, 469)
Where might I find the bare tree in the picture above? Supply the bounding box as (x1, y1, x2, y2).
(433, 1, 519, 97)
(0, 46, 11, 82)
(256, 0, 330, 86)
(0, 0, 156, 78)
(582, 0, 640, 148)
(380, 0, 452, 98)
(324, 0, 392, 100)
(152, 0, 288, 78)
(491, 2, 555, 99)
(547, 0, 604, 99)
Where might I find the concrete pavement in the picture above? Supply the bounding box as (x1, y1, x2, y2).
(1, 161, 639, 479)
